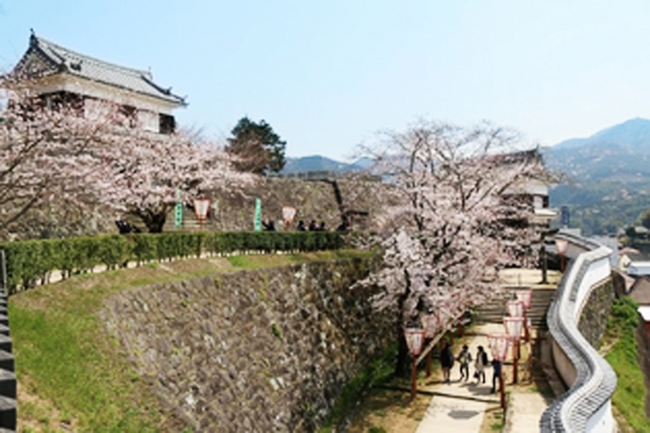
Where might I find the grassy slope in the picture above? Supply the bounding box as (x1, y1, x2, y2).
(603, 297, 650, 433)
(10, 250, 368, 432)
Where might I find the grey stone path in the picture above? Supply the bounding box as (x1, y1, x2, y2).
(415, 323, 501, 432)
(415, 323, 550, 432)
(504, 392, 549, 433)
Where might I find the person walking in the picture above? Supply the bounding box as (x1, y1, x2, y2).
(491, 359, 502, 393)
(474, 346, 488, 384)
(457, 344, 472, 381)
(440, 341, 454, 384)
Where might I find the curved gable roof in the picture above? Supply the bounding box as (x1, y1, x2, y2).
(14, 33, 186, 107)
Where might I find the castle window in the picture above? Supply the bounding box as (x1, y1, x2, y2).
(159, 114, 175, 134)
(118, 105, 137, 128)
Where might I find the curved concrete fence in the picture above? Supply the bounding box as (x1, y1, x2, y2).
(540, 232, 617, 433)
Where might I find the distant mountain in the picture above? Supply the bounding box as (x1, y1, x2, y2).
(554, 118, 650, 152)
(281, 155, 366, 174)
(543, 118, 650, 235)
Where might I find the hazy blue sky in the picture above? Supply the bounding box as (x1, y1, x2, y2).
(1, 1, 649, 161)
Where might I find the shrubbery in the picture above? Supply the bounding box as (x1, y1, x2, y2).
(0, 231, 344, 293)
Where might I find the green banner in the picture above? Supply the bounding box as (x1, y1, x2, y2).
(254, 198, 262, 231)
(174, 189, 183, 228)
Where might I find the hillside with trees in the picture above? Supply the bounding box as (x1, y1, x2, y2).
(541, 118, 650, 235)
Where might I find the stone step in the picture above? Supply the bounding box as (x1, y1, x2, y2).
(476, 317, 548, 324)
(474, 287, 555, 332)
(477, 308, 549, 316)
(474, 309, 549, 317)
(478, 314, 550, 320)
(475, 315, 548, 323)
(477, 317, 547, 321)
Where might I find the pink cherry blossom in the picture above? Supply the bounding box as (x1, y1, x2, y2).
(0, 75, 254, 236)
(356, 120, 550, 373)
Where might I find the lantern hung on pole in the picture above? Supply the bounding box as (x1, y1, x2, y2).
(488, 333, 510, 409)
(555, 237, 569, 272)
(194, 197, 210, 231)
(194, 198, 210, 221)
(488, 334, 510, 362)
(515, 290, 533, 311)
(405, 328, 425, 400)
(421, 314, 438, 378)
(504, 317, 525, 384)
(515, 290, 533, 342)
(421, 314, 439, 340)
(282, 206, 297, 231)
(503, 317, 524, 340)
(506, 300, 524, 318)
(405, 329, 425, 356)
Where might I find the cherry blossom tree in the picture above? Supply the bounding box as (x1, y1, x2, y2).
(0, 76, 111, 238)
(0, 75, 253, 237)
(357, 120, 550, 375)
(92, 128, 254, 233)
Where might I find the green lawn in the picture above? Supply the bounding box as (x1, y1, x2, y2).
(10, 250, 366, 432)
(604, 297, 650, 433)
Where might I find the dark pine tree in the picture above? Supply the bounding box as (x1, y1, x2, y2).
(226, 117, 286, 175)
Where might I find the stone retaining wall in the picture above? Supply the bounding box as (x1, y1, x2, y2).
(636, 321, 650, 419)
(577, 279, 615, 349)
(99, 257, 392, 432)
(165, 177, 399, 233)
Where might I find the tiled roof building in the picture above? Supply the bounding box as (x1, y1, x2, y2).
(12, 32, 186, 134)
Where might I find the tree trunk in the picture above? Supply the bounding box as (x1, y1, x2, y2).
(395, 273, 412, 378)
(131, 209, 167, 233)
(395, 324, 411, 378)
(146, 212, 167, 233)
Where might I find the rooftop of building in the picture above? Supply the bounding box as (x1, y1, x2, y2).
(13, 32, 186, 107)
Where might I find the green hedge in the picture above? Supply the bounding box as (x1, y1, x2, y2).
(0, 231, 344, 293)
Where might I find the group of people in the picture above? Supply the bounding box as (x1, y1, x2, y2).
(296, 220, 326, 231)
(439, 342, 502, 393)
(262, 215, 355, 232)
(115, 217, 141, 234)
(263, 217, 352, 232)
(262, 218, 328, 232)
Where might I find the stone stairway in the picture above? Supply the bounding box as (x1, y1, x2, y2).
(474, 286, 557, 332)
(162, 208, 217, 232)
